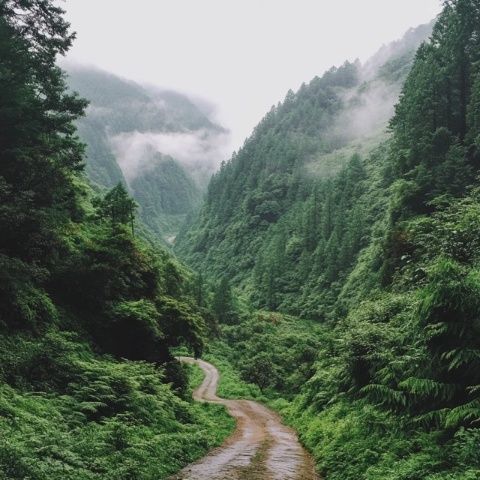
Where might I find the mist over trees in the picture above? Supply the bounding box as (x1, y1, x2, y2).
(177, 1, 480, 478)
(175, 21, 433, 319)
(4, 0, 480, 479)
(0, 1, 231, 477)
(66, 66, 230, 242)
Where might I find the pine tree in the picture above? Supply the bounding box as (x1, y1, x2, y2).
(212, 277, 237, 325)
(96, 183, 137, 235)
(0, 0, 87, 265)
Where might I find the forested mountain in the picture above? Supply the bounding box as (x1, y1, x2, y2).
(66, 66, 229, 241)
(5, 0, 480, 478)
(0, 2, 231, 477)
(176, 1, 480, 478)
(175, 21, 433, 318)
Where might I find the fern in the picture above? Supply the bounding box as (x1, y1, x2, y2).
(360, 383, 407, 408)
(445, 399, 480, 428)
(399, 377, 456, 402)
(467, 385, 480, 395)
(441, 348, 480, 371)
(423, 322, 449, 339)
(414, 408, 450, 428)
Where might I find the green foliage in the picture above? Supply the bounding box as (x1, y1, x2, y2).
(211, 277, 239, 325)
(0, 255, 58, 332)
(131, 155, 202, 238)
(157, 295, 205, 358)
(203, 350, 263, 400)
(240, 352, 277, 393)
(5, 0, 480, 478)
(0, 332, 234, 479)
(94, 183, 137, 233)
(176, 23, 432, 318)
(0, 0, 86, 330)
(0, 3, 223, 478)
(67, 67, 214, 240)
(106, 300, 163, 361)
(209, 313, 325, 399)
(174, 4, 480, 479)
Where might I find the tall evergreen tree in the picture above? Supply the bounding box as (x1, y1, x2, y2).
(212, 277, 237, 325)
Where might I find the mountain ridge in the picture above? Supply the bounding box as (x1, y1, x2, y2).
(174, 21, 434, 311)
(66, 65, 230, 241)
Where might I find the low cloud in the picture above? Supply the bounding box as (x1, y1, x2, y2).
(330, 78, 400, 141)
(109, 128, 231, 187)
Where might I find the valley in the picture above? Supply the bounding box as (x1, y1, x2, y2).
(2, 1, 480, 479)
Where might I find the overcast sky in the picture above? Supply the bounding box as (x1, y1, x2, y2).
(63, 0, 442, 151)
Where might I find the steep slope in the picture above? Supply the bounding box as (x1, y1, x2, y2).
(66, 66, 229, 241)
(0, 3, 233, 478)
(183, 0, 480, 477)
(179, 1, 480, 478)
(175, 22, 432, 317)
(131, 153, 202, 241)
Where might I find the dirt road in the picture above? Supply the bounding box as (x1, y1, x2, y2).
(171, 357, 319, 480)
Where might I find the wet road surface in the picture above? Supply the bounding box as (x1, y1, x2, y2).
(170, 357, 319, 480)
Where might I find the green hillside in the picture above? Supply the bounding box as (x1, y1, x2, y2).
(0, 3, 231, 478)
(5, 0, 480, 478)
(175, 21, 432, 318)
(66, 66, 227, 241)
(176, 1, 480, 478)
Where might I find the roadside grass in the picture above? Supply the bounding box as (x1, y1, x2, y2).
(182, 361, 236, 448)
(173, 345, 260, 400)
(203, 352, 263, 400)
(185, 362, 205, 390)
(0, 335, 235, 480)
(203, 348, 293, 414)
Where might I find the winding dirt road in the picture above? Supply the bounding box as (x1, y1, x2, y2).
(170, 357, 319, 480)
